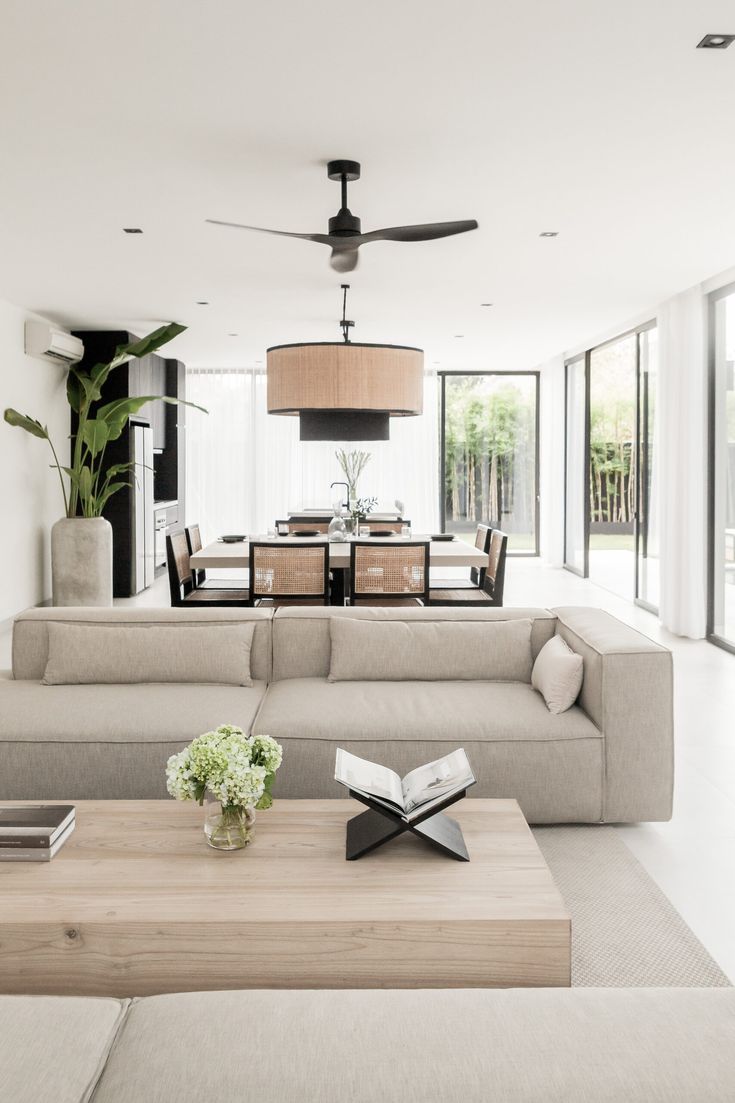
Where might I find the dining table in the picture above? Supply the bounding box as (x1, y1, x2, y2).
(190, 534, 489, 571)
(190, 534, 488, 606)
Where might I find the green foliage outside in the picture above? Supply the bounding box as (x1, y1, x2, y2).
(444, 376, 535, 537)
(588, 339, 637, 526)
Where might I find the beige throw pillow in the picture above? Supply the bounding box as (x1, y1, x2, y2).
(42, 622, 255, 687)
(531, 634, 584, 713)
(328, 617, 533, 682)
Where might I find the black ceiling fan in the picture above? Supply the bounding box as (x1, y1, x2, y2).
(206, 160, 478, 273)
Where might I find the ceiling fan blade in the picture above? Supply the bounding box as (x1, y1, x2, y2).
(205, 219, 333, 245)
(360, 219, 479, 244)
(329, 247, 359, 273)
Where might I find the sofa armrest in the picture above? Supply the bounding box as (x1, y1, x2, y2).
(550, 607, 673, 822)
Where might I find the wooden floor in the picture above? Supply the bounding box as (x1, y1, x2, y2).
(0, 798, 570, 996)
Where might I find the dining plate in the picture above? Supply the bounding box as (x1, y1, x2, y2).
(290, 530, 321, 537)
(220, 535, 247, 543)
(369, 530, 397, 537)
(430, 533, 455, 541)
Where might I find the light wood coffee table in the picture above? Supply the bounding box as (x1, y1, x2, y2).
(0, 799, 570, 996)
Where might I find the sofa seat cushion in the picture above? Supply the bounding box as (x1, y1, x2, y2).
(0, 680, 267, 743)
(254, 677, 600, 744)
(0, 681, 267, 800)
(91, 988, 735, 1103)
(254, 679, 603, 822)
(0, 994, 127, 1103)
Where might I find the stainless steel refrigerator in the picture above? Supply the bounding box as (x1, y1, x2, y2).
(130, 422, 155, 593)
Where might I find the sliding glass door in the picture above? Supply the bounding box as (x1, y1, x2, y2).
(709, 287, 735, 650)
(564, 324, 659, 609)
(564, 356, 587, 575)
(440, 373, 539, 554)
(636, 328, 659, 611)
(588, 333, 637, 601)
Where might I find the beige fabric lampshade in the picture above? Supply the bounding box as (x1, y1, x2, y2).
(266, 342, 424, 417)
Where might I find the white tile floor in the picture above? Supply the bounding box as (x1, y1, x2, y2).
(2, 560, 733, 980)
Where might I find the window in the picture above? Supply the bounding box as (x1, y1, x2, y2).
(440, 373, 539, 554)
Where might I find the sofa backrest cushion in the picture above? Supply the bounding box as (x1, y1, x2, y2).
(531, 634, 584, 713)
(328, 616, 534, 682)
(41, 621, 256, 687)
(12, 607, 274, 683)
(272, 606, 556, 681)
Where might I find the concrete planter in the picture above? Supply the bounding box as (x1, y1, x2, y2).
(51, 517, 113, 607)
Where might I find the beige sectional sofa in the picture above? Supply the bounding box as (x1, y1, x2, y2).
(0, 603, 674, 823)
(3, 987, 735, 1103)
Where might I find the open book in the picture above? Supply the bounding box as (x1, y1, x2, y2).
(335, 748, 475, 823)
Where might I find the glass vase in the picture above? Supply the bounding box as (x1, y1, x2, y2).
(203, 799, 256, 851)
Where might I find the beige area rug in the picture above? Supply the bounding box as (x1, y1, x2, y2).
(533, 826, 731, 987)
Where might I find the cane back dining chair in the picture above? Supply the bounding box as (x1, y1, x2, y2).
(429, 528, 508, 607)
(349, 541, 430, 606)
(167, 532, 250, 606)
(249, 541, 330, 606)
(274, 520, 330, 535)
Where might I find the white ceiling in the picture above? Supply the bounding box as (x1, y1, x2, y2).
(2, 0, 735, 370)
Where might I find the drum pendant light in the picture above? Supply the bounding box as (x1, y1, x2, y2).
(267, 285, 423, 441)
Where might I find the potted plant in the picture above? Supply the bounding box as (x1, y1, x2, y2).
(4, 323, 203, 606)
(166, 726, 283, 850)
(350, 495, 378, 533)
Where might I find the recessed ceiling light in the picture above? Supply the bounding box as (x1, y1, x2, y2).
(697, 33, 735, 49)
(122, 227, 143, 234)
(196, 301, 209, 305)
(540, 231, 559, 238)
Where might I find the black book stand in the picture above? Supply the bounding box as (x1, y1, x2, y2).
(345, 788, 471, 861)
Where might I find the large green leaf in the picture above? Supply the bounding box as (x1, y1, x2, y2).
(66, 373, 83, 413)
(3, 409, 49, 439)
(98, 394, 207, 442)
(78, 465, 93, 508)
(81, 418, 110, 457)
(94, 323, 188, 380)
(101, 461, 134, 480)
(122, 322, 187, 361)
(95, 481, 129, 513)
(59, 465, 81, 488)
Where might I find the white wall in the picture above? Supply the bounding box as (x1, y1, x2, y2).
(0, 298, 70, 624)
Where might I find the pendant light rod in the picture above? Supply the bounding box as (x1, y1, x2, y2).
(339, 282, 354, 343)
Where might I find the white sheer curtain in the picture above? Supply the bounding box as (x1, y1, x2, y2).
(186, 368, 440, 542)
(186, 370, 255, 542)
(657, 286, 708, 638)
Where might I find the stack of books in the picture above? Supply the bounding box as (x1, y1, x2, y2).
(0, 805, 75, 861)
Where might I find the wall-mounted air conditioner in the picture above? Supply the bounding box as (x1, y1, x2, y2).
(24, 321, 84, 365)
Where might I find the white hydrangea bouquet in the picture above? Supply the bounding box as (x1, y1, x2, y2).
(166, 725, 283, 850)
